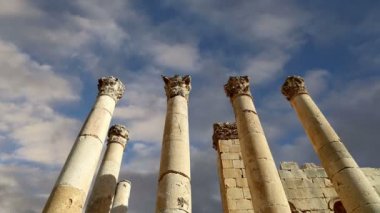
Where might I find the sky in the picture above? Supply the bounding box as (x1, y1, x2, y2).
(0, 0, 380, 212)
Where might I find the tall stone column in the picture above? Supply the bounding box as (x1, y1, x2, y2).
(86, 124, 129, 213)
(281, 76, 380, 213)
(156, 75, 192, 213)
(224, 76, 290, 213)
(43, 76, 125, 213)
(111, 180, 132, 213)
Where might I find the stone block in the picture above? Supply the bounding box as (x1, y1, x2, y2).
(221, 153, 240, 160)
(236, 178, 248, 188)
(284, 189, 299, 199)
(291, 169, 308, 178)
(278, 170, 293, 179)
(308, 198, 328, 210)
(225, 178, 237, 188)
(227, 199, 237, 210)
(362, 168, 380, 177)
(284, 178, 312, 189)
(233, 160, 244, 169)
(222, 160, 233, 168)
(232, 139, 240, 145)
(304, 169, 319, 178)
(226, 188, 244, 200)
(235, 199, 252, 210)
(223, 169, 242, 178)
(301, 163, 319, 169)
(316, 168, 328, 178)
(308, 187, 324, 198)
(230, 145, 241, 153)
(321, 187, 337, 198)
(219, 143, 230, 152)
(311, 178, 325, 188)
(280, 161, 300, 170)
(243, 188, 251, 199)
(291, 198, 327, 211)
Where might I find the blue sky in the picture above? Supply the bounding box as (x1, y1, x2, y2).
(1, 0, 380, 212)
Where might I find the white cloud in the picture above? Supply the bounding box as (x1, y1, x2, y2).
(304, 69, 330, 97)
(150, 43, 200, 71)
(0, 0, 41, 17)
(0, 40, 81, 165)
(0, 40, 79, 104)
(0, 164, 57, 212)
(243, 50, 290, 84)
(122, 142, 161, 174)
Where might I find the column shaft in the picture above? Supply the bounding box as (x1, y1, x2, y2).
(43, 76, 124, 213)
(86, 125, 129, 213)
(282, 76, 380, 212)
(111, 180, 131, 213)
(225, 76, 290, 213)
(156, 75, 192, 213)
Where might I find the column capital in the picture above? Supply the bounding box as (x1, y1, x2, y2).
(162, 75, 191, 100)
(281, 75, 309, 101)
(212, 122, 239, 150)
(98, 76, 125, 101)
(224, 76, 252, 99)
(107, 124, 129, 149)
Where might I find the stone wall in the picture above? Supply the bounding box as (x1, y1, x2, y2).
(214, 135, 380, 213)
(279, 162, 380, 213)
(215, 138, 254, 213)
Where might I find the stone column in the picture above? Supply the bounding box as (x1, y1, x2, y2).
(156, 75, 192, 213)
(86, 124, 129, 213)
(224, 76, 290, 213)
(281, 76, 380, 213)
(111, 180, 132, 213)
(43, 76, 125, 213)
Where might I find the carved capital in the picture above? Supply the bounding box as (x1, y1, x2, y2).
(162, 75, 191, 100)
(224, 76, 252, 99)
(107, 124, 129, 149)
(212, 122, 239, 150)
(98, 76, 125, 101)
(281, 76, 308, 101)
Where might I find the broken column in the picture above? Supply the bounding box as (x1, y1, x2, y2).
(43, 76, 125, 213)
(281, 76, 380, 213)
(224, 76, 290, 213)
(156, 75, 192, 213)
(212, 122, 254, 213)
(86, 124, 129, 213)
(111, 180, 132, 213)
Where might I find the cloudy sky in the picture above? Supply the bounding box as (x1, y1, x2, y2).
(1, 0, 380, 212)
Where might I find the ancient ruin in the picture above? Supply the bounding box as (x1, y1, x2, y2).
(42, 75, 380, 213)
(111, 180, 132, 213)
(86, 125, 129, 213)
(225, 76, 291, 212)
(43, 76, 125, 213)
(156, 75, 192, 213)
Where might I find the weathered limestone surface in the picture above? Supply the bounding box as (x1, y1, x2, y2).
(111, 180, 132, 213)
(156, 75, 192, 213)
(225, 76, 290, 213)
(43, 76, 125, 213)
(213, 132, 380, 212)
(282, 76, 380, 212)
(213, 123, 254, 213)
(279, 162, 380, 213)
(86, 125, 129, 213)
